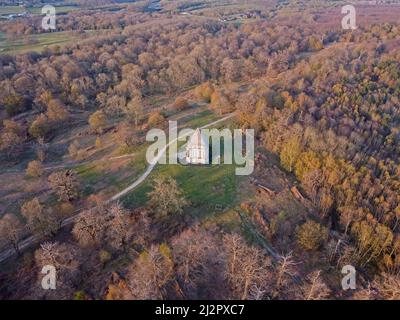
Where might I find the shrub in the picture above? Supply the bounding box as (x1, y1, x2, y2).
(89, 110, 107, 134)
(147, 111, 165, 127)
(48, 170, 79, 202)
(26, 160, 44, 178)
(46, 99, 69, 122)
(29, 114, 50, 139)
(95, 137, 103, 149)
(174, 97, 190, 111)
(68, 140, 80, 158)
(99, 249, 112, 265)
(194, 82, 214, 102)
(296, 220, 328, 251)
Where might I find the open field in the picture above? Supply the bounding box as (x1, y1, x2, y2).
(0, 5, 79, 16)
(75, 109, 233, 206)
(122, 160, 240, 218)
(121, 115, 240, 214)
(0, 6, 25, 15)
(0, 30, 96, 54)
(27, 5, 79, 15)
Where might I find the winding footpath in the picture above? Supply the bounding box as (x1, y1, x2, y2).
(0, 113, 235, 263)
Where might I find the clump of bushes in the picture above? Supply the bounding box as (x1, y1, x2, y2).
(296, 220, 328, 251)
(26, 160, 44, 178)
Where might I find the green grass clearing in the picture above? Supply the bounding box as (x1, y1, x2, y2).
(0, 30, 96, 55)
(0, 6, 25, 15)
(28, 5, 79, 15)
(64, 109, 239, 224)
(0, 5, 79, 16)
(121, 161, 240, 220)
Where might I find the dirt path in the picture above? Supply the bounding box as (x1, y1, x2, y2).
(0, 113, 235, 263)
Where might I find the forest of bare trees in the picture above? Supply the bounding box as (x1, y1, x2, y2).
(0, 0, 399, 301)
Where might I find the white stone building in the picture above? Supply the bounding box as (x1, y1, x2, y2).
(185, 128, 209, 165)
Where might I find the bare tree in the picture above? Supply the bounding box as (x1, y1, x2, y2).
(21, 198, 58, 237)
(48, 170, 79, 202)
(33, 241, 81, 299)
(46, 99, 69, 122)
(35, 242, 78, 271)
(0, 213, 24, 254)
(72, 205, 107, 247)
(147, 176, 188, 217)
(0, 130, 24, 158)
(352, 283, 377, 300)
(35, 137, 47, 162)
(131, 208, 151, 248)
(298, 270, 330, 300)
(88, 110, 107, 134)
(29, 114, 50, 140)
(125, 95, 143, 127)
(113, 122, 139, 148)
(0, 119, 25, 159)
(274, 252, 298, 298)
(127, 244, 174, 299)
(372, 273, 400, 300)
(106, 202, 134, 251)
(222, 233, 272, 300)
(171, 227, 219, 298)
(26, 160, 44, 178)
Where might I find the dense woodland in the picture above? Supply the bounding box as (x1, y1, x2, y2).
(0, 0, 400, 300)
